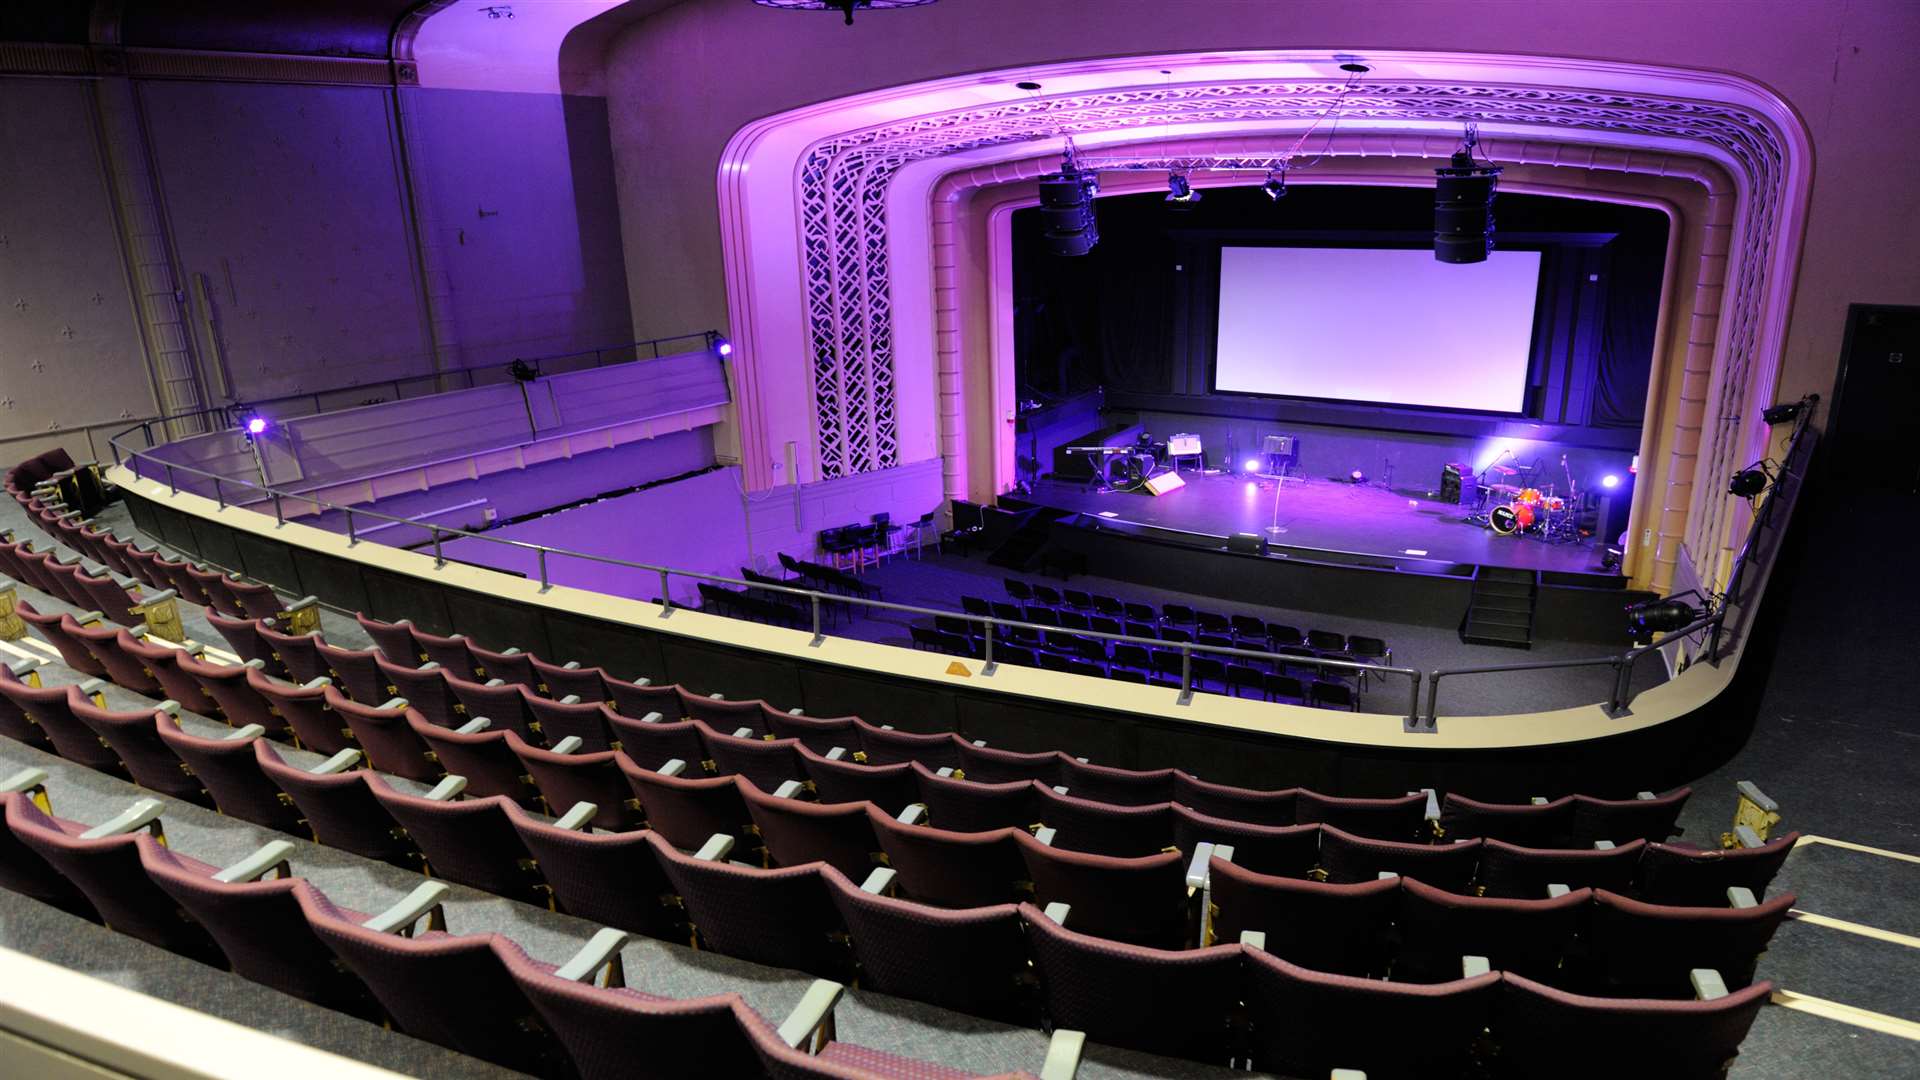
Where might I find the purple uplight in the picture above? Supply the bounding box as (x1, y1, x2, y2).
(1601, 474, 1621, 489)
(245, 417, 268, 435)
(717, 341, 734, 357)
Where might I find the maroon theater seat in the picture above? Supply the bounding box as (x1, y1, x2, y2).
(202, 612, 284, 676)
(1014, 829, 1189, 948)
(1295, 789, 1429, 842)
(910, 762, 1036, 833)
(374, 656, 464, 729)
(675, 690, 767, 734)
(72, 703, 209, 806)
(526, 695, 617, 752)
(1021, 903, 1240, 1064)
(355, 612, 425, 664)
(1439, 792, 1577, 847)
(602, 675, 684, 720)
(410, 629, 480, 681)
(1586, 888, 1795, 995)
(325, 687, 438, 781)
(1395, 876, 1591, 984)
(155, 723, 304, 834)
(507, 729, 637, 830)
(955, 741, 1061, 785)
(1494, 972, 1771, 1080)
(116, 634, 219, 717)
(1476, 837, 1647, 899)
(1318, 825, 1484, 894)
(617, 753, 753, 853)
(1028, 785, 1175, 857)
(1054, 757, 1175, 806)
(258, 623, 331, 686)
(503, 805, 679, 936)
(366, 778, 544, 904)
(1172, 806, 1320, 878)
(1244, 945, 1499, 1080)
(444, 673, 543, 742)
(760, 707, 858, 756)
(0, 785, 97, 920)
(796, 745, 920, 815)
(739, 779, 882, 879)
(607, 712, 711, 772)
(851, 719, 962, 769)
(646, 831, 846, 979)
(867, 808, 1026, 909)
(0, 662, 56, 752)
(1205, 857, 1398, 974)
(15, 603, 109, 676)
(822, 865, 1031, 1024)
(409, 717, 538, 807)
(253, 741, 417, 868)
(246, 667, 354, 756)
(1636, 833, 1801, 906)
(467, 643, 539, 692)
(68, 619, 163, 695)
(702, 727, 806, 793)
(5, 683, 125, 773)
(177, 654, 285, 736)
(533, 656, 611, 702)
(314, 641, 386, 705)
(1571, 788, 1692, 844)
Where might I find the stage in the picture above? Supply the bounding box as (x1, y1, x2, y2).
(1022, 470, 1618, 577)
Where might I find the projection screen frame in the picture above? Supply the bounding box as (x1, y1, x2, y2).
(1207, 240, 1551, 418)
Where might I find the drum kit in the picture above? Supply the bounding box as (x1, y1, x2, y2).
(1469, 461, 1584, 544)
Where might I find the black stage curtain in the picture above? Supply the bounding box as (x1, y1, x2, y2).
(1594, 240, 1664, 428)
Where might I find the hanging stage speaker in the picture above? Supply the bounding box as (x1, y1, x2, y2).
(1142, 471, 1186, 496)
(1227, 532, 1268, 555)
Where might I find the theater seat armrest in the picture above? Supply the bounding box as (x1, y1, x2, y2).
(778, 979, 847, 1051)
(774, 780, 805, 799)
(484, 678, 505, 687)
(81, 798, 166, 839)
(242, 658, 266, 670)
(1331, 1070, 1368, 1080)
(454, 717, 491, 735)
(1033, 827, 1058, 847)
(1039, 1029, 1085, 1080)
(1185, 842, 1217, 890)
(285, 596, 319, 612)
(1042, 901, 1071, 925)
(1547, 883, 1571, 899)
(182, 641, 205, 657)
(1734, 824, 1764, 849)
(860, 867, 897, 895)
(75, 610, 105, 626)
(1239, 930, 1266, 951)
(416, 661, 440, 672)
(5, 657, 42, 678)
(554, 927, 632, 986)
(1377, 871, 1399, 881)
(879, 724, 894, 730)
(708, 692, 723, 699)
(825, 746, 848, 760)
(971, 739, 987, 747)
(554, 802, 597, 831)
(789, 707, 803, 716)
(155, 700, 181, 717)
(631, 676, 650, 686)
(639, 711, 664, 724)
(897, 803, 928, 825)
(214, 839, 296, 883)
(694, 833, 735, 862)
(380, 697, 408, 710)
(363, 881, 450, 936)
(1636, 790, 1657, 800)
(1462, 955, 1490, 978)
(935, 766, 954, 778)
(1727, 886, 1758, 909)
(299, 676, 332, 690)
(732, 726, 755, 738)
(1420, 788, 1439, 820)
(501, 647, 521, 656)
(1529, 796, 1548, 805)
(1691, 968, 1729, 1000)
(78, 678, 109, 697)
(658, 759, 688, 778)
(311, 749, 362, 774)
(144, 588, 180, 607)
(424, 775, 467, 801)
(1593, 839, 1616, 850)
(126, 623, 150, 639)
(0, 768, 48, 795)
(550, 735, 583, 755)
(1051, 785, 1069, 795)
(559, 694, 582, 705)
(1736, 780, 1776, 812)
(225, 724, 266, 741)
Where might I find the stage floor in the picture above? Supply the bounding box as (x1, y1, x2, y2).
(1026, 471, 1615, 576)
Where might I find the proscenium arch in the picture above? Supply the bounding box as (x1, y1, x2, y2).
(716, 50, 1813, 596)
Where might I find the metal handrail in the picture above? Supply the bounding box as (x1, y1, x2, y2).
(105, 433, 1422, 721)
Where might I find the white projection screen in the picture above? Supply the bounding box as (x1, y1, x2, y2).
(1214, 246, 1544, 412)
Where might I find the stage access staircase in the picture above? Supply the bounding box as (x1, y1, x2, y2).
(1461, 565, 1539, 649)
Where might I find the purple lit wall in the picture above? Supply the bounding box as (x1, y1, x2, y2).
(1214, 247, 1543, 413)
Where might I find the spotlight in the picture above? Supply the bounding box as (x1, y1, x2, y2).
(243, 416, 268, 436)
(1626, 593, 1704, 638)
(1261, 167, 1287, 201)
(508, 359, 539, 383)
(1728, 468, 1769, 498)
(1761, 400, 1806, 425)
(1349, 469, 1366, 483)
(711, 334, 734, 358)
(1600, 547, 1622, 572)
(1243, 458, 1261, 474)
(1165, 170, 1200, 207)
(1434, 128, 1501, 264)
(1601, 474, 1621, 489)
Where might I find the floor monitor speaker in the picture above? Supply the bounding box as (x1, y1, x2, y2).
(1227, 532, 1268, 555)
(1143, 471, 1186, 496)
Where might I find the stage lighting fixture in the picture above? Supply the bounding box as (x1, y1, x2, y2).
(1261, 168, 1287, 201)
(1600, 547, 1622, 572)
(1434, 128, 1502, 264)
(1349, 469, 1366, 483)
(1626, 593, 1704, 637)
(1728, 468, 1769, 499)
(1601, 474, 1621, 489)
(1243, 458, 1261, 473)
(709, 334, 734, 358)
(1165, 170, 1200, 207)
(243, 416, 268, 436)
(508, 359, 539, 383)
(1761, 401, 1805, 425)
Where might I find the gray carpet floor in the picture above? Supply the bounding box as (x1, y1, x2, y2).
(6, 490, 1917, 1077)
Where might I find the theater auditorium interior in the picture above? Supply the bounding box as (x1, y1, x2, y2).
(0, 1, 1916, 1077)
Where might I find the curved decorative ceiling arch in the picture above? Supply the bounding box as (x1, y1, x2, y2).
(718, 50, 1811, 579)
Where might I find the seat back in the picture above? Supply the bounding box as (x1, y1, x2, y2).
(258, 624, 330, 685)
(1021, 903, 1240, 1063)
(955, 741, 1061, 785)
(824, 866, 1030, 1024)
(314, 642, 388, 705)
(14, 605, 107, 675)
(1495, 972, 1771, 1080)
(184, 566, 243, 618)
(675, 690, 767, 734)
(225, 579, 285, 623)
(607, 712, 710, 772)
(443, 675, 541, 742)
(1244, 946, 1499, 1080)
(1570, 788, 1691, 844)
(1172, 771, 1300, 826)
(851, 719, 961, 768)
(1636, 834, 1800, 906)
(72, 703, 205, 804)
(367, 780, 541, 903)
(116, 633, 215, 714)
(617, 755, 752, 852)
(910, 762, 1036, 833)
(246, 668, 353, 756)
(1396, 876, 1591, 983)
(1295, 790, 1428, 841)
(0, 792, 95, 917)
(762, 707, 857, 755)
(1587, 888, 1795, 993)
(12, 685, 124, 772)
(1015, 830, 1189, 948)
(526, 695, 616, 752)
(155, 724, 304, 833)
(75, 569, 144, 626)
(531, 657, 610, 701)
(603, 676, 684, 720)
(1172, 807, 1320, 878)
(354, 613, 423, 664)
(507, 730, 637, 830)
(503, 805, 678, 936)
(411, 630, 479, 681)
(1318, 825, 1483, 894)
(1206, 858, 1397, 974)
(407, 717, 536, 806)
(374, 657, 462, 728)
(867, 809, 1026, 909)
(646, 832, 846, 979)
(1028, 786, 1175, 857)
(467, 644, 538, 692)
(253, 742, 416, 867)
(70, 619, 162, 694)
(202, 612, 281, 674)
(1439, 793, 1576, 847)
(177, 653, 283, 735)
(703, 728, 805, 793)
(795, 746, 919, 815)
(739, 780, 879, 879)
(1476, 837, 1647, 899)
(324, 687, 437, 780)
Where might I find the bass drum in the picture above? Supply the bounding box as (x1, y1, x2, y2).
(1489, 504, 1520, 535)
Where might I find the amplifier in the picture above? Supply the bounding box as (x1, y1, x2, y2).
(1441, 462, 1478, 505)
(1167, 433, 1203, 457)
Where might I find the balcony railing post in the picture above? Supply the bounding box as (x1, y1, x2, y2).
(345, 508, 356, 546)
(1606, 657, 1633, 717)
(808, 594, 824, 647)
(431, 526, 444, 568)
(537, 549, 550, 593)
(1403, 671, 1428, 734)
(1177, 644, 1193, 706)
(656, 568, 671, 614)
(165, 463, 177, 495)
(273, 493, 284, 526)
(980, 620, 997, 676)
(212, 476, 224, 509)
